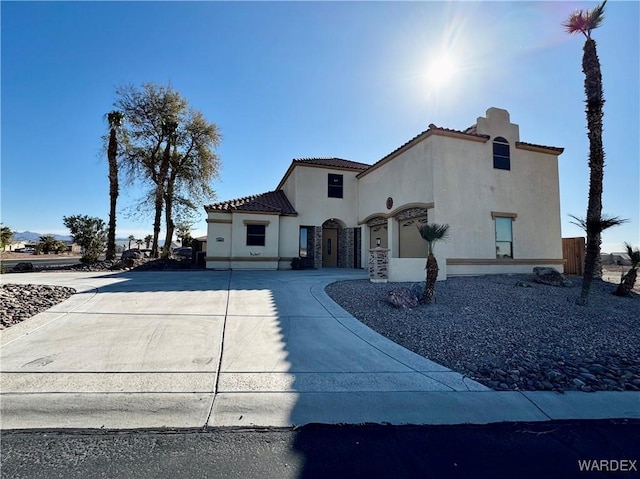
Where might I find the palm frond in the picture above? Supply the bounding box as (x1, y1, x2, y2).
(587, 0, 607, 31)
(563, 11, 589, 35)
(418, 223, 450, 243)
(569, 214, 628, 234)
(623, 242, 640, 268)
(417, 223, 450, 255)
(107, 110, 124, 128)
(563, 1, 607, 38)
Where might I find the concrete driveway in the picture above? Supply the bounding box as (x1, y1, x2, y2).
(1, 270, 637, 429)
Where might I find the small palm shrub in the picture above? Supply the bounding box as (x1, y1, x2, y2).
(613, 243, 640, 297)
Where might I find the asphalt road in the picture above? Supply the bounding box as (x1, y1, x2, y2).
(1, 256, 82, 269)
(2, 420, 639, 479)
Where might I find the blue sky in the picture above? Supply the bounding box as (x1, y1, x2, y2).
(2, 1, 638, 252)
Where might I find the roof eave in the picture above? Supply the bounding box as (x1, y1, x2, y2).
(357, 128, 489, 179)
(515, 142, 564, 155)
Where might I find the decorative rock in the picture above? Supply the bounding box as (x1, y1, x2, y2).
(410, 282, 426, 301)
(1, 284, 76, 329)
(532, 267, 573, 287)
(387, 288, 419, 309)
(515, 281, 531, 288)
(579, 372, 597, 381)
(10, 262, 34, 273)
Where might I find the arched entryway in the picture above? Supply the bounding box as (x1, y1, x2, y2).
(322, 218, 344, 268)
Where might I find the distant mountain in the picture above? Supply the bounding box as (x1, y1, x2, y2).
(13, 231, 72, 242)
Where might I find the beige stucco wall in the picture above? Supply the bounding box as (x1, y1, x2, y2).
(357, 107, 563, 280)
(431, 134, 563, 271)
(205, 211, 280, 270)
(287, 166, 360, 226)
(231, 213, 280, 269)
(357, 138, 435, 272)
(358, 139, 434, 223)
(278, 215, 303, 267)
(206, 212, 232, 269)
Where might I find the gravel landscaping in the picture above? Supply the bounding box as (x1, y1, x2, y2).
(326, 273, 639, 393)
(1, 284, 76, 330)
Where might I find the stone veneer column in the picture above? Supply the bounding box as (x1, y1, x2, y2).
(339, 228, 355, 268)
(369, 247, 390, 283)
(313, 226, 323, 269)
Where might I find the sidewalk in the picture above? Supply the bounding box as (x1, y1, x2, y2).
(1, 269, 638, 430)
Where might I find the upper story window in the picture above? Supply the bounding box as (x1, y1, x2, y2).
(328, 174, 344, 198)
(246, 224, 266, 246)
(493, 137, 510, 170)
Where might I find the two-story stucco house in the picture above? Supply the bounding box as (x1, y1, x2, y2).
(204, 107, 565, 281)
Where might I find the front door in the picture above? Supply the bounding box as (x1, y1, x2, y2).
(322, 228, 338, 267)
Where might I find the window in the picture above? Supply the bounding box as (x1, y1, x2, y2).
(493, 137, 510, 170)
(299, 227, 310, 257)
(246, 224, 266, 246)
(495, 217, 513, 258)
(328, 174, 344, 198)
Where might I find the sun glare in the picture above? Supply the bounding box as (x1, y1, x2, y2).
(428, 54, 457, 88)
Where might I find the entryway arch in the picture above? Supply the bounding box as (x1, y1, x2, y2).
(322, 218, 345, 268)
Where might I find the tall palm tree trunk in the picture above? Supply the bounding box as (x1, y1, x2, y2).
(580, 37, 605, 304)
(106, 128, 119, 260)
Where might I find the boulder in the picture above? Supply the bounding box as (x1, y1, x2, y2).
(410, 282, 426, 300)
(387, 287, 419, 309)
(11, 262, 34, 273)
(533, 267, 573, 287)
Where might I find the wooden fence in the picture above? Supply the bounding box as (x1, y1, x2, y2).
(562, 237, 585, 275)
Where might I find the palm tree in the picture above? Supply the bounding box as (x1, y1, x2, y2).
(144, 234, 152, 249)
(39, 235, 58, 254)
(564, 1, 611, 305)
(613, 243, 640, 297)
(0, 224, 14, 251)
(105, 111, 124, 260)
(128, 234, 135, 250)
(417, 223, 450, 304)
(136, 239, 143, 250)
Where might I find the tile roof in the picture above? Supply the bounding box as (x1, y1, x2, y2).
(358, 122, 563, 177)
(358, 125, 489, 177)
(205, 190, 297, 215)
(292, 157, 371, 171)
(516, 141, 564, 154)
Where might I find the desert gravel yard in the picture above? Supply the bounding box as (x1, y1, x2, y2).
(326, 273, 639, 393)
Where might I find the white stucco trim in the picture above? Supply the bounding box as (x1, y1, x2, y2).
(491, 211, 518, 220)
(242, 220, 271, 226)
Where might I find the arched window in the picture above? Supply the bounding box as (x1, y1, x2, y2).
(493, 137, 510, 170)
